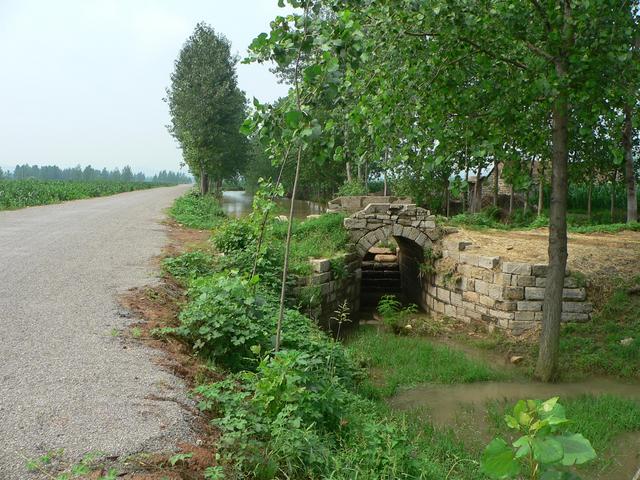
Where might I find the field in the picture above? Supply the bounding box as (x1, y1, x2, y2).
(0, 179, 167, 210)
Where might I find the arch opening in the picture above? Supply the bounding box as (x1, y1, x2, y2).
(358, 232, 428, 313)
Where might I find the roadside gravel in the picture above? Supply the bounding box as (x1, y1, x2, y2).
(0, 184, 195, 479)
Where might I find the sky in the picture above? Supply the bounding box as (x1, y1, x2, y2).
(0, 1, 292, 175)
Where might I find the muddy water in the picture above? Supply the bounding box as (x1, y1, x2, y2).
(387, 335, 640, 480)
(390, 377, 640, 426)
(221, 191, 325, 219)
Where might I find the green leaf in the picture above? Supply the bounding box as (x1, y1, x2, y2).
(556, 433, 597, 466)
(284, 110, 304, 129)
(532, 437, 563, 464)
(303, 64, 323, 83)
(512, 436, 531, 459)
(169, 452, 193, 466)
(481, 438, 520, 479)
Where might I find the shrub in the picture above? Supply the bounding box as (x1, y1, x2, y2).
(162, 251, 216, 282)
(377, 295, 418, 334)
(169, 190, 225, 229)
(212, 218, 256, 254)
(337, 180, 367, 196)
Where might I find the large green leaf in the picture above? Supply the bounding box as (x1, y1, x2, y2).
(481, 438, 520, 479)
(284, 110, 304, 129)
(556, 434, 597, 466)
(532, 437, 564, 464)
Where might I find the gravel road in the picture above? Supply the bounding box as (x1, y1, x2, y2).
(0, 184, 195, 479)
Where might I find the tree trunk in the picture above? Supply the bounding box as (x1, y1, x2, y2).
(472, 169, 482, 213)
(623, 104, 638, 223)
(537, 163, 545, 216)
(610, 173, 616, 222)
(444, 177, 450, 217)
(357, 162, 362, 183)
(535, 59, 569, 383)
(346, 162, 352, 183)
(215, 178, 223, 197)
(587, 184, 592, 221)
(493, 161, 499, 207)
(509, 185, 514, 215)
(463, 162, 469, 212)
(383, 172, 388, 196)
(199, 168, 209, 196)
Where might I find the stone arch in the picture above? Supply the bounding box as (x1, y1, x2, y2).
(343, 202, 443, 309)
(343, 202, 442, 258)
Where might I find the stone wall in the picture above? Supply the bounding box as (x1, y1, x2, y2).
(422, 239, 593, 334)
(328, 195, 413, 214)
(295, 253, 361, 328)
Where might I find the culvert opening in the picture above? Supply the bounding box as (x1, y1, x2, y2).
(359, 235, 425, 313)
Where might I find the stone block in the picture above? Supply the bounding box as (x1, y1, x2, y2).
(434, 301, 445, 314)
(466, 308, 482, 320)
(450, 292, 463, 307)
(476, 305, 489, 315)
(310, 272, 332, 285)
(415, 232, 429, 247)
(444, 304, 457, 317)
(436, 287, 451, 303)
(514, 311, 536, 321)
(563, 288, 586, 301)
(459, 253, 480, 266)
(487, 308, 514, 320)
(488, 284, 505, 300)
(562, 301, 593, 313)
(524, 287, 545, 300)
(311, 258, 331, 273)
(493, 273, 513, 286)
(502, 262, 532, 275)
(493, 300, 517, 311)
(392, 224, 404, 236)
(515, 275, 537, 287)
(503, 286, 525, 300)
(474, 280, 489, 295)
(561, 312, 590, 322)
(460, 277, 475, 292)
(532, 264, 548, 276)
(471, 266, 493, 282)
(479, 294, 496, 308)
(478, 256, 500, 269)
(517, 300, 543, 311)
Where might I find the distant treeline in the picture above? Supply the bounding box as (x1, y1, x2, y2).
(0, 164, 192, 184)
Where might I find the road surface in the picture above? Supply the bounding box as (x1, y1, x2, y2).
(0, 184, 194, 479)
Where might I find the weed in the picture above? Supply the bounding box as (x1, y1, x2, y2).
(377, 295, 418, 334)
(169, 190, 225, 229)
(131, 327, 142, 338)
(348, 326, 505, 397)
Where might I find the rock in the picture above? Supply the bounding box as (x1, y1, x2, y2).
(275, 215, 288, 222)
(374, 254, 397, 263)
(404, 324, 413, 330)
(510, 355, 524, 365)
(369, 246, 394, 255)
(306, 214, 321, 220)
(620, 337, 634, 346)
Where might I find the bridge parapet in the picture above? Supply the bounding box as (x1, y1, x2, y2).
(344, 203, 443, 257)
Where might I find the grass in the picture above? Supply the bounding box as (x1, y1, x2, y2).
(272, 212, 350, 271)
(446, 207, 640, 234)
(0, 178, 164, 210)
(168, 190, 225, 229)
(348, 326, 507, 397)
(458, 281, 640, 380)
(558, 286, 640, 379)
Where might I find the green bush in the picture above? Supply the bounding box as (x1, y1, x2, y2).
(162, 251, 216, 282)
(212, 218, 257, 254)
(377, 295, 418, 334)
(337, 180, 367, 196)
(169, 190, 225, 229)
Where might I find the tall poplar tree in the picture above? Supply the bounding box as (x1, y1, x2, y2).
(166, 23, 247, 195)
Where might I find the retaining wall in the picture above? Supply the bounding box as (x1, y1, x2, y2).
(422, 239, 593, 334)
(295, 253, 361, 327)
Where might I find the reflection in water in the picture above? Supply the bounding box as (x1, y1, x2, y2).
(221, 191, 326, 219)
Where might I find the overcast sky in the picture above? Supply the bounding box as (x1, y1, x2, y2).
(0, 1, 291, 175)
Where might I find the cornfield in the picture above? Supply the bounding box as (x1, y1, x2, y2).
(0, 179, 166, 210)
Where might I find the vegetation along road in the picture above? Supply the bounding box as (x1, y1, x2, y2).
(0, 184, 193, 479)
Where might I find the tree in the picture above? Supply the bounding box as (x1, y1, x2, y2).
(166, 23, 248, 195)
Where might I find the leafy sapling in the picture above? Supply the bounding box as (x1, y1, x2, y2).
(481, 397, 596, 480)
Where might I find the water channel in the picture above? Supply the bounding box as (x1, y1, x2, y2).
(221, 190, 325, 219)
